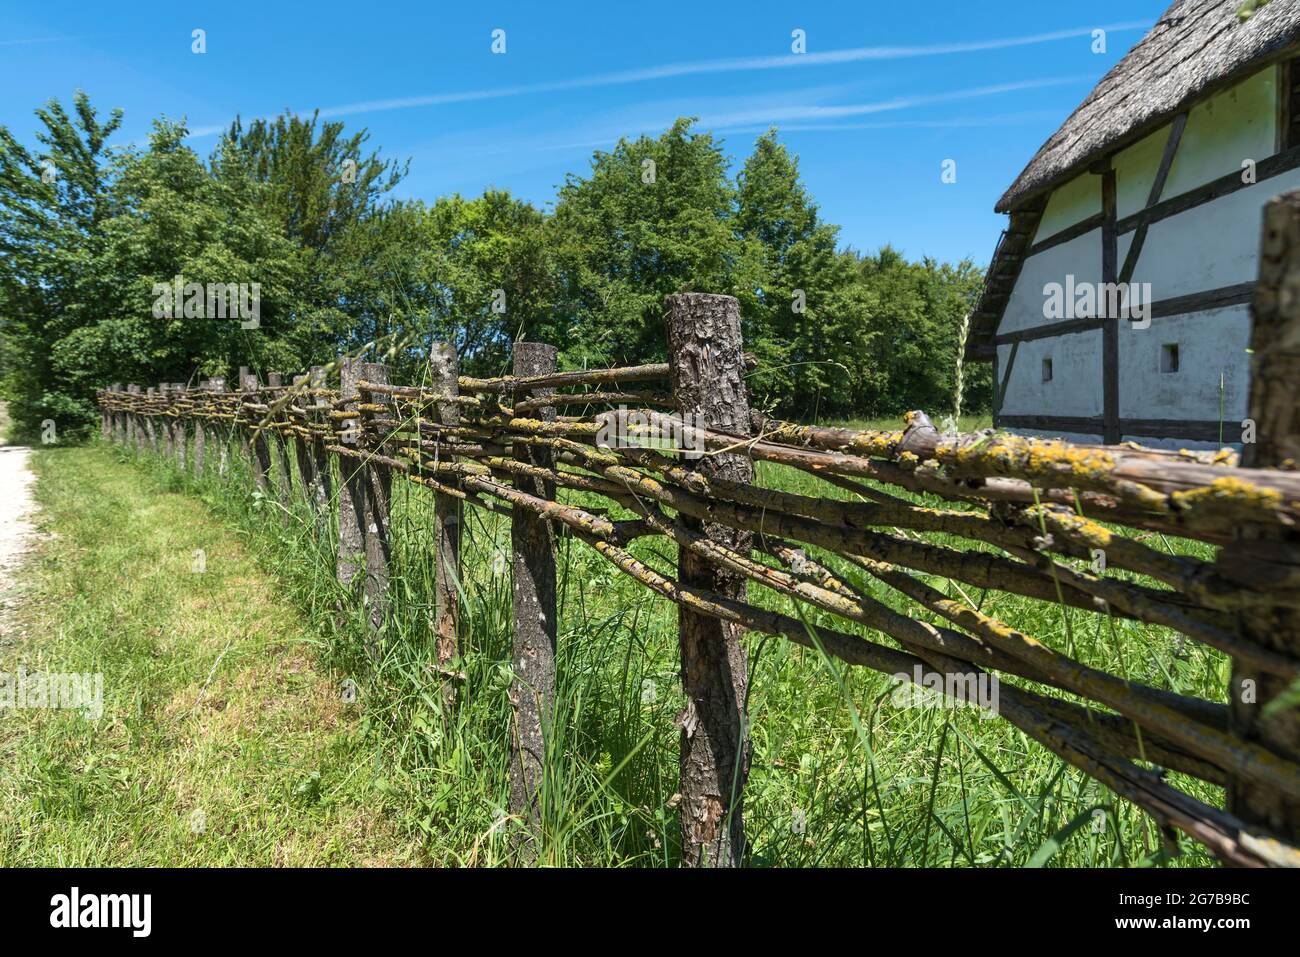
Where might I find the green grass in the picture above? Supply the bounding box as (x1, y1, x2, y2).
(0, 422, 1226, 867)
(0, 446, 421, 865)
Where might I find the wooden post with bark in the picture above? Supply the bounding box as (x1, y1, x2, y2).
(430, 341, 462, 713)
(299, 366, 332, 538)
(159, 383, 173, 458)
(144, 387, 158, 453)
(1228, 189, 1300, 842)
(240, 368, 271, 492)
(102, 386, 116, 440)
(192, 381, 207, 476)
(171, 383, 186, 470)
(291, 372, 321, 525)
(358, 361, 393, 645)
(665, 292, 754, 868)
(210, 378, 228, 477)
(335, 358, 368, 630)
(508, 341, 559, 838)
(126, 384, 141, 451)
(267, 372, 294, 508)
(336, 358, 365, 583)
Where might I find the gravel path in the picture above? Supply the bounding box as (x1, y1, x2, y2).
(0, 444, 36, 640)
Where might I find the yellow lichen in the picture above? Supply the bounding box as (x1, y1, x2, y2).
(944, 433, 1115, 483)
(849, 430, 903, 457)
(1171, 476, 1284, 512)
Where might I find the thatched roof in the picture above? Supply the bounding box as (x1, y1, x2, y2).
(998, 0, 1300, 213)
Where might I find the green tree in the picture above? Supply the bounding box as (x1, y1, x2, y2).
(550, 118, 736, 368)
(54, 119, 302, 402)
(0, 92, 122, 438)
(734, 130, 876, 418)
(856, 247, 987, 417)
(213, 111, 408, 366)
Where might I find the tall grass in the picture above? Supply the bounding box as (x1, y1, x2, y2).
(90, 422, 1225, 867)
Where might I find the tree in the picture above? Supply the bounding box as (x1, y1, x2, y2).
(0, 92, 122, 438)
(856, 247, 987, 418)
(734, 131, 876, 419)
(550, 118, 736, 368)
(57, 119, 302, 400)
(213, 111, 408, 367)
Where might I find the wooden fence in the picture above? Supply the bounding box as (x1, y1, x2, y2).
(94, 195, 1300, 868)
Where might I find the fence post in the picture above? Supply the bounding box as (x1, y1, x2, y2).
(358, 361, 393, 644)
(430, 341, 462, 713)
(336, 357, 367, 607)
(210, 378, 228, 477)
(301, 366, 333, 537)
(267, 372, 294, 508)
(291, 372, 320, 524)
(240, 368, 271, 492)
(171, 383, 187, 471)
(508, 341, 559, 838)
(101, 387, 114, 440)
(192, 381, 207, 477)
(665, 292, 753, 868)
(1228, 189, 1300, 841)
(126, 384, 141, 451)
(158, 383, 173, 458)
(144, 387, 158, 453)
(111, 386, 121, 446)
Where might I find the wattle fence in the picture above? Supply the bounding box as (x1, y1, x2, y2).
(95, 195, 1300, 868)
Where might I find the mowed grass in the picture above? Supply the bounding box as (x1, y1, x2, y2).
(2, 418, 1227, 867)
(0, 446, 422, 865)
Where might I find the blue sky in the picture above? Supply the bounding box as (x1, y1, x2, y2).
(1, 1, 1169, 265)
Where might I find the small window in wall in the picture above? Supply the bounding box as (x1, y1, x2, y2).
(1161, 342, 1180, 373)
(1041, 357, 1053, 383)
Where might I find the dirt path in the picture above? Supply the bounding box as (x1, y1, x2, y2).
(0, 444, 36, 641)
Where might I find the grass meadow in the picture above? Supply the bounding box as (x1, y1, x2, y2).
(0, 415, 1226, 867)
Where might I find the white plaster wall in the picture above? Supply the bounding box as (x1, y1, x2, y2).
(1162, 66, 1277, 200)
(1125, 166, 1300, 301)
(1111, 67, 1276, 221)
(1114, 121, 1171, 221)
(999, 229, 1102, 335)
(1117, 304, 1252, 420)
(997, 331, 1104, 419)
(1034, 171, 1101, 243)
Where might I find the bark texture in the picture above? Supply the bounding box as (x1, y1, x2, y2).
(336, 359, 366, 596)
(267, 372, 294, 508)
(508, 342, 558, 840)
(240, 370, 271, 492)
(1230, 189, 1300, 841)
(305, 367, 334, 537)
(665, 292, 753, 868)
(359, 362, 393, 646)
(430, 342, 463, 714)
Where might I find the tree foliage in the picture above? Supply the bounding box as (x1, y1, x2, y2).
(0, 98, 986, 440)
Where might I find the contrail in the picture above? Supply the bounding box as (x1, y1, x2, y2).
(695, 76, 1094, 129)
(186, 20, 1147, 137)
(0, 34, 117, 47)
